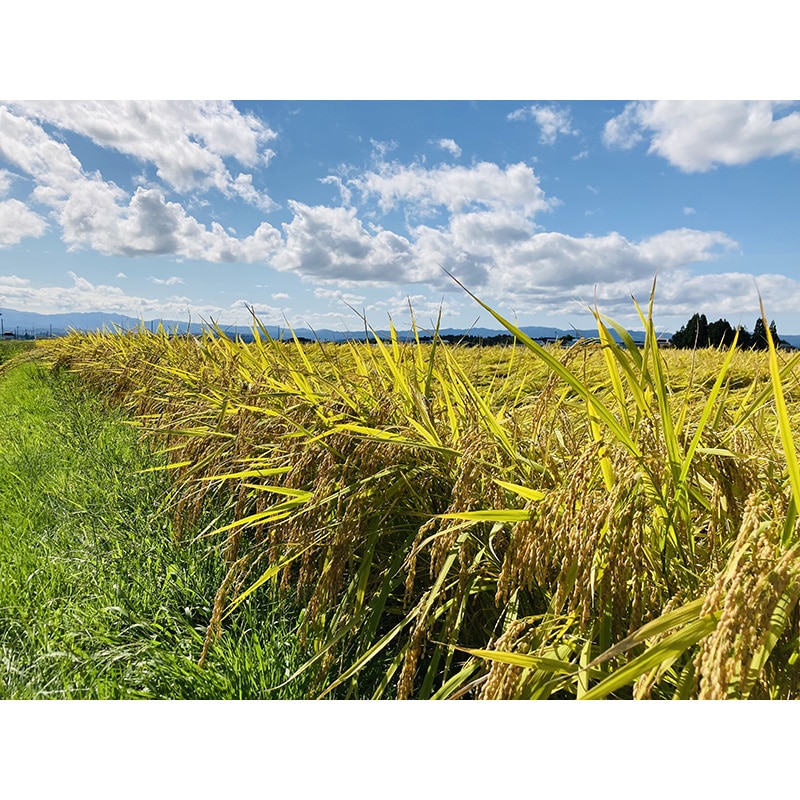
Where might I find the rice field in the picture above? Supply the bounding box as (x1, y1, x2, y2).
(22, 291, 800, 699)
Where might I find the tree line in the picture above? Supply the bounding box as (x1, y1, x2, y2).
(670, 313, 793, 350)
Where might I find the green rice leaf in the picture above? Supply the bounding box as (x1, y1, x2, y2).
(581, 610, 721, 699)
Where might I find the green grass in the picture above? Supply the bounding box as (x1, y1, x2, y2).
(0, 361, 312, 699)
(0, 339, 36, 367)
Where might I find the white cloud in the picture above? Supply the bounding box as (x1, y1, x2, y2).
(149, 276, 184, 286)
(229, 172, 274, 211)
(447, 208, 535, 254)
(313, 287, 366, 305)
(572, 149, 589, 161)
(0, 270, 257, 324)
(601, 103, 644, 150)
(652, 270, 800, 319)
(0, 106, 283, 263)
(0, 169, 14, 196)
(370, 139, 398, 161)
(0, 274, 31, 287)
(637, 228, 738, 267)
(320, 175, 353, 207)
(508, 104, 577, 145)
(456, 227, 740, 306)
(271, 200, 738, 307)
(116, 272, 127, 278)
(274, 201, 421, 283)
(227, 299, 288, 323)
(407, 223, 490, 287)
(0, 198, 47, 246)
(353, 160, 553, 217)
(363, 291, 466, 328)
(435, 138, 462, 158)
(0, 105, 84, 187)
(0, 270, 141, 316)
(500, 269, 800, 328)
(272, 148, 741, 314)
(603, 101, 800, 171)
(271, 292, 291, 300)
(6, 266, 792, 333)
(11, 100, 278, 207)
(683, 206, 696, 215)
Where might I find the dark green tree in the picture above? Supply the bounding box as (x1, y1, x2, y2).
(737, 326, 753, 349)
(752, 318, 769, 350)
(671, 313, 709, 349)
(707, 318, 736, 348)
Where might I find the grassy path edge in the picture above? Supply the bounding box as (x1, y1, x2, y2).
(0, 360, 310, 699)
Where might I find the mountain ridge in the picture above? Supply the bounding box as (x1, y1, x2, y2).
(0, 306, 657, 343)
(3, 306, 800, 348)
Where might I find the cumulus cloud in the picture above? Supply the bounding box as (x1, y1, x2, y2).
(407, 223, 491, 287)
(0, 105, 283, 263)
(271, 201, 740, 317)
(274, 201, 420, 283)
(652, 270, 800, 319)
(96, 186, 282, 262)
(11, 100, 277, 207)
(637, 228, 738, 267)
(603, 101, 800, 171)
(448, 208, 536, 252)
(435, 138, 462, 158)
(601, 103, 645, 150)
(0, 274, 32, 287)
(508, 104, 577, 145)
(0, 198, 47, 246)
(353, 160, 553, 217)
(488, 228, 737, 292)
(272, 152, 740, 308)
(0, 105, 84, 186)
(283, 162, 545, 289)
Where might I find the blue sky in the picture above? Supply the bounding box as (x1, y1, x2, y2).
(1, 1, 799, 336)
(2, 98, 799, 334)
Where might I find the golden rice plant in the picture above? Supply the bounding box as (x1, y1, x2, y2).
(38, 283, 800, 699)
(448, 279, 800, 699)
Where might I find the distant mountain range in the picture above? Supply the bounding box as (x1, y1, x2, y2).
(0, 306, 651, 343)
(3, 306, 800, 348)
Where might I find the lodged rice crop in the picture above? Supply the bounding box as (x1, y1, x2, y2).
(37, 285, 800, 699)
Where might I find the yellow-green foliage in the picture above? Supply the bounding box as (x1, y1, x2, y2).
(39, 298, 800, 700)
